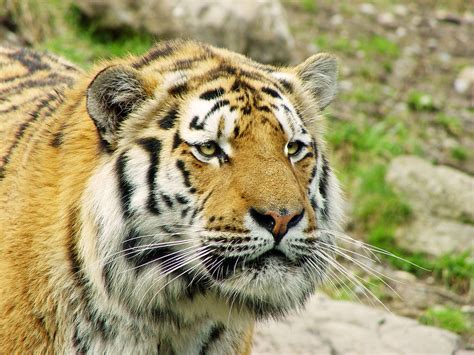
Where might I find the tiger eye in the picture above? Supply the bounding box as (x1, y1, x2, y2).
(197, 141, 219, 157)
(287, 141, 302, 156)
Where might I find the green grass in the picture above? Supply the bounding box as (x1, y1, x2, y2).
(432, 252, 474, 294)
(436, 114, 462, 135)
(420, 306, 471, 334)
(354, 164, 412, 230)
(356, 35, 400, 59)
(451, 146, 468, 161)
(407, 91, 438, 112)
(39, 6, 155, 68)
(315, 34, 399, 60)
(300, 0, 317, 12)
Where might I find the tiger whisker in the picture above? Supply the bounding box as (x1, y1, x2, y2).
(318, 243, 403, 300)
(317, 249, 391, 312)
(319, 229, 429, 271)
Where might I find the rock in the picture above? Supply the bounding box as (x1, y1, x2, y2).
(330, 14, 343, 26)
(395, 215, 474, 257)
(75, 0, 295, 64)
(396, 27, 407, 37)
(438, 52, 452, 64)
(454, 67, 474, 95)
(359, 3, 376, 16)
(386, 156, 474, 257)
(377, 12, 397, 28)
(253, 294, 461, 354)
(339, 80, 353, 91)
(393, 4, 409, 17)
(387, 156, 474, 222)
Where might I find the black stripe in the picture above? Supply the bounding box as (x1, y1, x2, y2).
(310, 165, 317, 181)
(116, 152, 134, 218)
(279, 79, 294, 93)
(161, 193, 174, 208)
(172, 132, 183, 150)
(190, 116, 204, 130)
(261, 87, 281, 99)
(159, 108, 178, 130)
(233, 126, 240, 138)
(181, 207, 190, 218)
(301, 152, 314, 160)
(152, 306, 186, 332)
(175, 194, 189, 205)
(256, 105, 271, 112)
(50, 122, 67, 148)
(318, 156, 330, 219)
(168, 82, 188, 97)
(73, 324, 89, 354)
(137, 138, 162, 215)
(170, 55, 209, 71)
(132, 43, 175, 69)
(199, 87, 225, 101)
(190, 208, 199, 222)
(203, 99, 230, 121)
(0, 92, 62, 179)
(0, 75, 73, 96)
(200, 324, 225, 355)
(319, 156, 330, 199)
(7, 47, 50, 72)
(134, 246, 182, 273)
(176, 160, 192, 188)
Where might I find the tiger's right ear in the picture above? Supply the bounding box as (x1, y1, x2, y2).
(87, 65, 151, 149)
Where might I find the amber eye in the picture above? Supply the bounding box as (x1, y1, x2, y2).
(287, 141, 303, 156)
(196, 141, 220, 157)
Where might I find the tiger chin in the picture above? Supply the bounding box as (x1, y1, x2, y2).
(0, 40, 343, 354)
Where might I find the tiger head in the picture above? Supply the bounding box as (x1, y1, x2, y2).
(82, 41, 343, 321)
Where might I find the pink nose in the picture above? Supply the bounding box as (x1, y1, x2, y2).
(250, 208, 305, 244)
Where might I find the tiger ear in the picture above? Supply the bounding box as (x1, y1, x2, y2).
(295, 53, 338, 110)
(87, 65, 150, 148)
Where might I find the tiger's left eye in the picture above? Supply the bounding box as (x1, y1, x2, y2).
(287, 141, 303, 156)
(196, 141, 219, 157)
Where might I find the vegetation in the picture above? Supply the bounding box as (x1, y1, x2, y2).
(420, 306, 471, 335)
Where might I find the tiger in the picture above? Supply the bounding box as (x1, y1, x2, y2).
(0, 40, 343, 354)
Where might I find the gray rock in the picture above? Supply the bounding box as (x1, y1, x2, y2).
(386, 156, 474, 257)
(387, 156, 474, 222)
(454, 67, 474, 95)
(377, 12, 397, 28)
(253, 294, 460, 354)
(395, 215, 474, 257)
(359, 3, 376, 16)
(75, 0, 295, 64)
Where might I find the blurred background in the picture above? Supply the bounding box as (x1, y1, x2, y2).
(1, 0, 472, 352)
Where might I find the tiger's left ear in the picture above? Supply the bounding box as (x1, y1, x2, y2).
(87, 65, 152, 148)
(295, 53, 338, 110)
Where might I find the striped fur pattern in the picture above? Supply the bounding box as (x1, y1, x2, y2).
(0, 41, 343, 353)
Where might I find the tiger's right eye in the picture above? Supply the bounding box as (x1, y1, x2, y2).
(287, 141, 303, 156)
(196, 141, 220, 157)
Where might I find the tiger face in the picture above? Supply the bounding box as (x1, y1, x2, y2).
(83, 41, 342, 321)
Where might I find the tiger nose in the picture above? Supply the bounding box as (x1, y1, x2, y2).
(249, 208, 305, 244)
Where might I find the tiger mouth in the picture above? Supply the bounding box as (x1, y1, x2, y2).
(204, 248, 301, 280)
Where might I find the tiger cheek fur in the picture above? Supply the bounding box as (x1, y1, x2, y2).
(0, 41, 343, 353)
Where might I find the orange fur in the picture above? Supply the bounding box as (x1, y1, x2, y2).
(0, 41, 339, 353)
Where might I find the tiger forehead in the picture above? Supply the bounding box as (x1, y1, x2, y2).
(180, 77, 300, 146)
